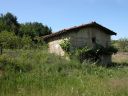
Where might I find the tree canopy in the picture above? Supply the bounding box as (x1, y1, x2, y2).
(0, 12, 52, 38)
(0, 12, 52, 49)
(0, 31, 32, 49)
(20, 22, 52, 38)
(0, 12, 20, 35)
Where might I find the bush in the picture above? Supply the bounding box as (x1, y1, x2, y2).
(0, 31, 19, 49)
(118, 38, 128, 52)
(20, 35, 32, 49)
(75, 45, 118, 63)
(0, 31, 32, 49)
(60, 39, 118, 63)
(112, 38, 128, 52)
(60, 39, 70, 53)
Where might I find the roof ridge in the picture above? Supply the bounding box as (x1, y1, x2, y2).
(42, 22, 117, 40)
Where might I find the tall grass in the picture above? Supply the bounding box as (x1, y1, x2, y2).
(0, 48, 128, 96)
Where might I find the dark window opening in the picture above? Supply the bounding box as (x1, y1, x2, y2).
(92, 37, 96, 43)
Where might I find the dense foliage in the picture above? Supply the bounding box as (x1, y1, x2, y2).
(0, 12, 52, 38)
(0, 31, 32, 49)
(60, 39, 70, 53)
(60, 39, 118, 63)
(0, 12, 20, 35)
(0, 12, 52, 49)
(75, 45, 118, 63)
(20, 22, 52, 38)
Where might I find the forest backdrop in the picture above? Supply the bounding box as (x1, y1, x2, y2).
(0, 12, 52, 49)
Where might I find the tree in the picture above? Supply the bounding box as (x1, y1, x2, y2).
(20, 35, 32, 48)
(0, 31, 32, 49)
(0, 31, 19, 49)
(112, 38, 128, 52)
(0, 12, 52, 38)
(0, 12, 52, 48)
(19, 22, 52, 38)
(0, 12, 20, 34)
(118, 38, 128, 52)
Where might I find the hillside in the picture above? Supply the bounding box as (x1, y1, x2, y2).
(0, 48, 128, 96)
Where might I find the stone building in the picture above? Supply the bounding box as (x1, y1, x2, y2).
(43, 22, 117, 64)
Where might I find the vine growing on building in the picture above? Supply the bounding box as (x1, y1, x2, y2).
(59, 39, 70, 53)
(60, 39, 118, 63)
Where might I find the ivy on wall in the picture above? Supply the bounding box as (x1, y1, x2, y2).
(59, 39, 118, 63)
(59, 39, 70, 53)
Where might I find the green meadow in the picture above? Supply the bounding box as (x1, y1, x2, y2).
(0, 48, 128, 96)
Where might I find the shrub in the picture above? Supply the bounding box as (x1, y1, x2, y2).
(31, 36, 47, 49)
(0, 31, 19, 49)
(60, 39, 70, 53)
(0, 31, 32, 49)
(112, 38, 128, 52)
(60, 39, 118, 63)
(118, 38, 128, 52)
(102, 46, 118, 55)
(75, 45, 118, 63)
(20, 35, 32, 49)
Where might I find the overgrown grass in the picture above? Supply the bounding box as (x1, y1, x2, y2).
(0, 48, 128, 96)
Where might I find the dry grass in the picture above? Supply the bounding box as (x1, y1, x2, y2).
(112, 52, 128, 63)
(108, 78, 128, 89)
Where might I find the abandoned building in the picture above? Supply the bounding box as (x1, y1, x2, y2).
(43, 22, 117, 64)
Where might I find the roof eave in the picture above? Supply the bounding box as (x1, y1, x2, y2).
(42, 22, 117, 40)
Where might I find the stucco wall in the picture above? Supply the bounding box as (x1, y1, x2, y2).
(48, 39, 65, 56)
(100, 55, 112, 66)
(48, 27, 111, 57)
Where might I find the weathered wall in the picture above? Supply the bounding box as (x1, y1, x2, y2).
(66, 27, 111, 49)
(48, 39, 65, 56)
(100, 55, 112, 66)
(48, 27, 111, 57)
(90, 28, 111, 47)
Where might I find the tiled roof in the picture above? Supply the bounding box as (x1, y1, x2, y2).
(43, 22, 117, 41)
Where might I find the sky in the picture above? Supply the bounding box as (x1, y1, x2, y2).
(0, 0, 128, 40)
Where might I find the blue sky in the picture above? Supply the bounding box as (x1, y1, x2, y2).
(0, 0, 128, 39)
